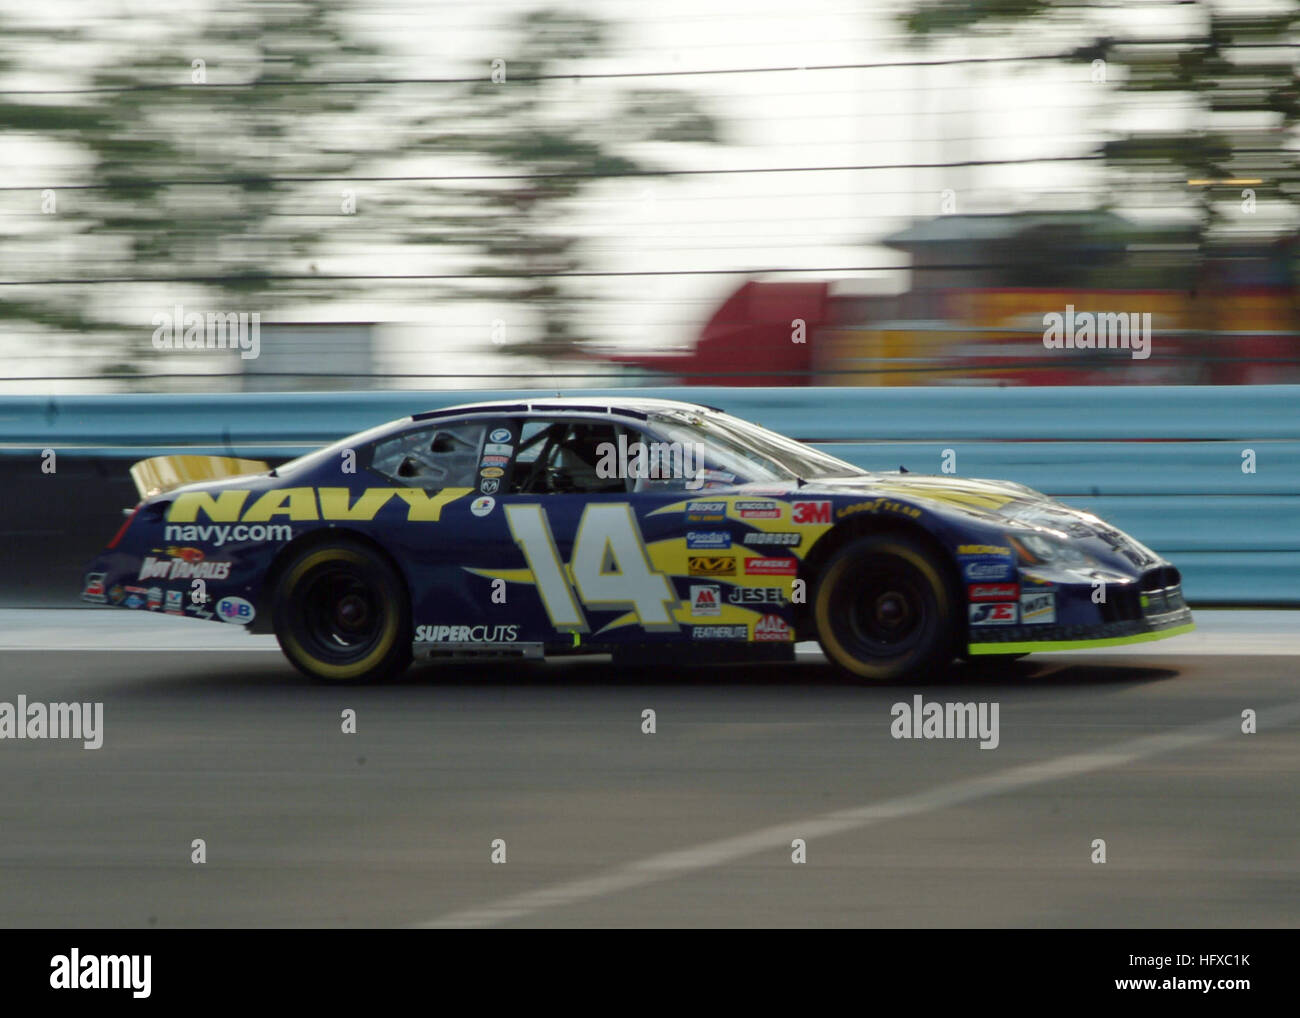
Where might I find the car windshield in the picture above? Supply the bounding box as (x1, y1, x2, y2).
(650, 409, 868, 482)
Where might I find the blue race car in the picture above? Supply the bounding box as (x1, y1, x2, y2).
(82, 397, 1194, 682)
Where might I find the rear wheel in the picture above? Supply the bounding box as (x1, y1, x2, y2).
(272, 539, 411, 683)
(812, 533, 958, 681)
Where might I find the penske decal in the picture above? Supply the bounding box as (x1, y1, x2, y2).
(166, 487, 474, 524)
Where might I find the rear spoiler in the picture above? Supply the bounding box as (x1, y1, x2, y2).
(129, 454, 271, 500)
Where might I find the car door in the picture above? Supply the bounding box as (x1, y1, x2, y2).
(470, 415, 697, 648)
(360, 416, 502, 638)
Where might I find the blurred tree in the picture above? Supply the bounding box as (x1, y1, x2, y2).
(396, 7, 723, 358)
(77, 0, 389, 300)
(897, 1, 1300, 245)
(0, 1, 390, 372)
(0, 17, 112, 335)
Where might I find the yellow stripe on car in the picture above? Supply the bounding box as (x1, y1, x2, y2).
(967, 622, 1196, 656)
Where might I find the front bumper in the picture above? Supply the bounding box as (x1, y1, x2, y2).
(967, 570, 1195, 655)
(966, 608, 1194, 655)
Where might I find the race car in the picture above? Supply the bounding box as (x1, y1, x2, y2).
(81, 396, 1194, 682)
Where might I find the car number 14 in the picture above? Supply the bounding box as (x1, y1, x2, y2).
(504, 503, 680, 633)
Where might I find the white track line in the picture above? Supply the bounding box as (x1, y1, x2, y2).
(0, 609, 278, 651)
(418, 699, 1300, 927)
(1, 610, 1297, 654)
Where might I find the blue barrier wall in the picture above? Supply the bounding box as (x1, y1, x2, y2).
(4, 386, 1296, 604)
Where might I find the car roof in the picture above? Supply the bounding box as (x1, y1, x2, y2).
(411, 395, 724, 424)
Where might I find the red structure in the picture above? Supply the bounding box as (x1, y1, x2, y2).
(597, 281, 831, 386)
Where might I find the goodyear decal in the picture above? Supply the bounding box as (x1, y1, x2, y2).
(166, 487, 474, 524)
(835, 497, 922, 520)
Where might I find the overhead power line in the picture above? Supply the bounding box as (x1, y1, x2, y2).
(0, 152, 1114, 193)
(1, 38, 1294, 96)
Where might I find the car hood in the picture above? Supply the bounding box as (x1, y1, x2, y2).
(798, 472, 1049, 521)
(800, 473, 1163, 568)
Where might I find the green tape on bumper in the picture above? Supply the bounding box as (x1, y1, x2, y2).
(967, 621, 1196, 656)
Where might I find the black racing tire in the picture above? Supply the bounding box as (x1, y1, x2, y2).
(812, 533, 959, 681)
(272, 539, 412, 684)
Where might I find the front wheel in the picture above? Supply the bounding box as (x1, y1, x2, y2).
(812, 533, 959, 681)
(272, 539, 412, 684)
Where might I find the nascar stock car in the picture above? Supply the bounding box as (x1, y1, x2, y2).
(81, 396, 1194, 682)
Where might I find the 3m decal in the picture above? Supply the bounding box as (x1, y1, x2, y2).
(791, 501, 831, 524)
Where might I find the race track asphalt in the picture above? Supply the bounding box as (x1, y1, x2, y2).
(0, 611, 1297, 928)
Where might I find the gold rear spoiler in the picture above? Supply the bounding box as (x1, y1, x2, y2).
(129, 454, 271, 500)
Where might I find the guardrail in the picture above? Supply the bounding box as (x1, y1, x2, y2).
(4, 386, 1296, 604)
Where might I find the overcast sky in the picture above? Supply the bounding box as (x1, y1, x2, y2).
(4, 0, 1267, 391)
